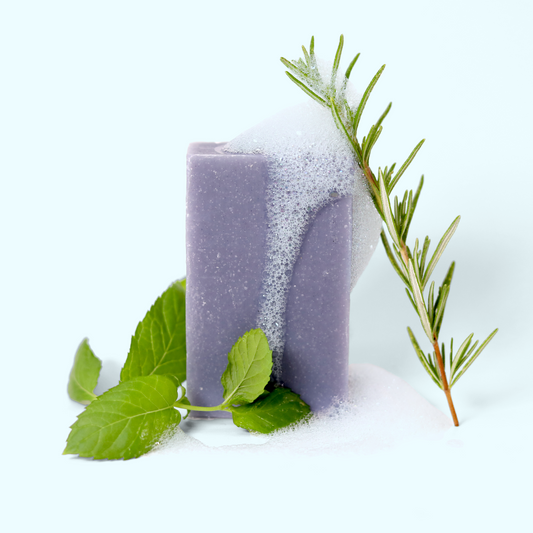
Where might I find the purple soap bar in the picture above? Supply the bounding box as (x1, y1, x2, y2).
(186, 142, 353, 416)
(283, 196, 352, 410)
(186, 142, 268, 418)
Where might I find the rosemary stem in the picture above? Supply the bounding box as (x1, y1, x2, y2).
(433, 339, 459, 426)
(400, 243, 409, 266)
(360, 162, 383, 215)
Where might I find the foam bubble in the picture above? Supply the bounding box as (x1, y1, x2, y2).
(155, 364, 452, 456)
(225, 98, 381, 379)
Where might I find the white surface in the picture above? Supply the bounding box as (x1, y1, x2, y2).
(1, 1, 532, 532)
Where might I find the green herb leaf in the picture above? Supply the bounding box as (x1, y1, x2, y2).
(331, 99, 358, 154)
(231, 387, 311, 434)
(309, 36, 315, 59)
(331, 34, 344, 81)
(301, 44, 310, 66)
(408, 327, 442, 389)
(379, 170, 400, 247)
(388, 140, 425, 193)
(380, 230, 409, 286)
(352, 64, 386, 139)
(284, 71, 327, 106)
(450, 329, 498, 387)
(64, 375, 181, 460)
(121, 281, 186, 383)
(402, 176, 424, 241)
(174, 383, 191, 419)
(67, 338, 102, 405)
(221, 328, 273, 407)
(422, 216, 461, 289)
(408, 260, 433, 340)
(345, 52, 360, 80)
(433, 262, 455, 337)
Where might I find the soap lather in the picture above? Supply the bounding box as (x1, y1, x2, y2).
(186, 103, 381, 418)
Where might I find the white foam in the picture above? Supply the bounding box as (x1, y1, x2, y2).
(225, 100, 381, 379)
(154, 364, 452, 455)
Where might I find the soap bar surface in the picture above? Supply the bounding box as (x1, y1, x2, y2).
(186, 142, 268, 417)
(283, 195, 352, 410)
(186, 142, 353, 416)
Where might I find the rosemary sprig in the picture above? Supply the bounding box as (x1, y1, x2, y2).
(281, 35, 498, 426)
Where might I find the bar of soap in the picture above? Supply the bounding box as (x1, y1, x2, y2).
(283, 194, 352, 410)
(186, 102, 381, 417)
(186, 143, 268, 418)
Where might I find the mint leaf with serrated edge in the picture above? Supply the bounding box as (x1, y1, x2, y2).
(67, 338, 102, 405)
(64, 285, 311, 458)
(121, 281, 186, 384)
(230, 387, 311, 434)
(64, 375, 181, 460)
(221, 328, 273, 407)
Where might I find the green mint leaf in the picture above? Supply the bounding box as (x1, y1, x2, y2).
(67, 338, 102, 405)
(120, 281, 186, 383)
(221, 329, 272, 407)
(178, 277, 186, 290)
(175, 384, 191, 419)
(230, 387, 311, 434)
(64, 375, 181, 460)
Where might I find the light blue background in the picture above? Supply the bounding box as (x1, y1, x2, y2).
(1, 1, 531, 531)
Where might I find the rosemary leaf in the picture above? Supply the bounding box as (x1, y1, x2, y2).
(381, 231, 409, 285)
(284, 72, 327, 106)
(408, 328, 443, 389)
(403, 176, 424, 241)
(408, 261, 433, 340)
(450, 329, 498, 387)
(422, 215, 461, 290)
(419, 234, 431, 279)
(330, 99, 359, 155)
(280, 57, 304, 76)
(379, 171, 400, 247)
(389, 139, 425, 192)
(352, 64, 386, 139)
(434, 262, 455, 336)
(432, 284, 450, 335)
(450, 333, 475, 378)
(427, 281, 436, 326)
(345, 53, 360, 80)
(301, 45, 310, 65)
(405, 288, 418, 313)
(332, 34, 344, 78)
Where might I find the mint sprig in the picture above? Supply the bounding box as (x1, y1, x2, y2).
(67, 338, 102, 405)
(65, 283, 311, 460)
(173, 329, 274, 413)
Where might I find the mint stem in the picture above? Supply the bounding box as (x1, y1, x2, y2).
(173, 401, 226, 412)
